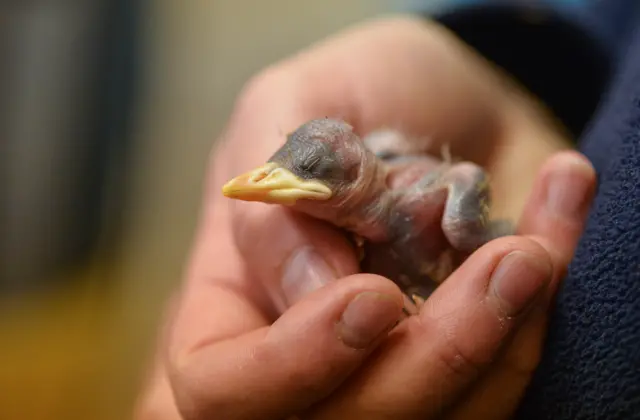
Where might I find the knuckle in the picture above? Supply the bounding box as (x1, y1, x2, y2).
(434, 331, 488, 380)
(167, 349, 229, 420)
(421, 313, 494, 381)
(165, 335, 231, 419)
(165, 359, 204, 419)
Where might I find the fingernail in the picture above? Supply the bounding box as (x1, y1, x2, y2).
(337, 292, 402, 349)
(490, 251, 551, 316)
(546, 156, 594, 217)
(282, 247, 336, 306)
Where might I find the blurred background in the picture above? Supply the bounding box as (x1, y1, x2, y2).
(0, 1, 435, 419)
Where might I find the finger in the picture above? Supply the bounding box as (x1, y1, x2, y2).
(519, 150, 597, 282)
(444, 151, 597, 420)
(307, 236, 553, 419)
(234, 205, 361, 313)
(168, 273, 404, 420)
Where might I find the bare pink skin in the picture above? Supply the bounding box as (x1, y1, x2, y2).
(266, 119, 514, 300)
(361, 132, 513, 298)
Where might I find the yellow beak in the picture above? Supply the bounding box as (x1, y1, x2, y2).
(222, 162, 332, 205)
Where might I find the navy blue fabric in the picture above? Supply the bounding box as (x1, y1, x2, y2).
(426, 1, 640, 418)
(434, 2, 613, 140)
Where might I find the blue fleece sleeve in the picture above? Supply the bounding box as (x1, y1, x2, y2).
(421, 1, 615, 140)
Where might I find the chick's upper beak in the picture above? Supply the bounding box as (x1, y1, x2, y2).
(222, 162, 332, 205)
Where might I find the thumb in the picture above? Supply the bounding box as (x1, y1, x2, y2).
(232, 202, 361, 313)
(169, 274, 404, 420)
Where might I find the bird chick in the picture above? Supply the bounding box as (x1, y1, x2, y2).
(222, 118, 513, 306)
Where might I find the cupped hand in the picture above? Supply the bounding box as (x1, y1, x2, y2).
(134, 16, 596, 420)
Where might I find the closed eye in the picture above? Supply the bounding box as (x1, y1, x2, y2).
(301, 157, 321, 172)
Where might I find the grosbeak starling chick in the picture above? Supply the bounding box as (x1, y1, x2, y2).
(222, 118, 513, 305)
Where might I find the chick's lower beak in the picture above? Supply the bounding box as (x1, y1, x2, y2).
(222, 162, 332, 205)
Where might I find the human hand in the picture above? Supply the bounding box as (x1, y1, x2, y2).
(134, 16, 596, 419)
